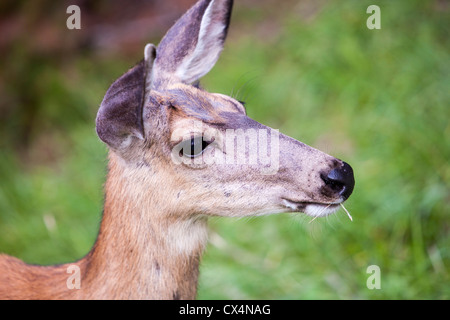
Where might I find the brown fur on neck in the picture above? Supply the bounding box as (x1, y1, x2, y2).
(0, 152, 208, 300)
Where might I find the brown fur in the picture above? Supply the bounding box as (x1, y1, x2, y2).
(0, 152, 206, 299)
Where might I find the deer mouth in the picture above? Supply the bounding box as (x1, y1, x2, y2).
(281, 198, 341, 218)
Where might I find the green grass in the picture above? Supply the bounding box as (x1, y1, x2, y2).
(0, 0, 448, 299)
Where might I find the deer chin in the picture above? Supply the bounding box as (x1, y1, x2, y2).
(281, 199, 341, 218)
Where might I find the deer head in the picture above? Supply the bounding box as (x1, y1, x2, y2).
(95, 0, 355, 222)
(0, 0, 357, 301)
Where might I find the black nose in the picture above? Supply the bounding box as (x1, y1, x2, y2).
(321, 162, 355, 200)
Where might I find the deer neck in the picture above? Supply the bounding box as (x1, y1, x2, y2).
(81, 152, 208, 299)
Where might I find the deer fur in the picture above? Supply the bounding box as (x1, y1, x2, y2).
(0, 0, 354, 300)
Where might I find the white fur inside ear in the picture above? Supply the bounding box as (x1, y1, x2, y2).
(175, 0, 226, 84)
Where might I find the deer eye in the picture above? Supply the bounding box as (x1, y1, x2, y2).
(180, 136, 211, 158)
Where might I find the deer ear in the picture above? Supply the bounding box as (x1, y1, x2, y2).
(96, 45, 156, 151)
(152, 0, 233, 86)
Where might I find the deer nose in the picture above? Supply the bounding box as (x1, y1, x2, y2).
(321, 162, 355, 200)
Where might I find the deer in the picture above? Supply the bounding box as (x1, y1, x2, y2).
(0, 0, 354, 300)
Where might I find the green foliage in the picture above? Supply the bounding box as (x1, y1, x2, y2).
(199, 0, 449, 299)
(0, 0, 448, 299)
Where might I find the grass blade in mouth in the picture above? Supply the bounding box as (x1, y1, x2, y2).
(340, 203, 353, 221)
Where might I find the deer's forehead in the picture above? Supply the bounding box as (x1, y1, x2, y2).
(160, 83, 245, 120)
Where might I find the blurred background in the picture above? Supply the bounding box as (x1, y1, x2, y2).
(0, 0, 448, 299)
